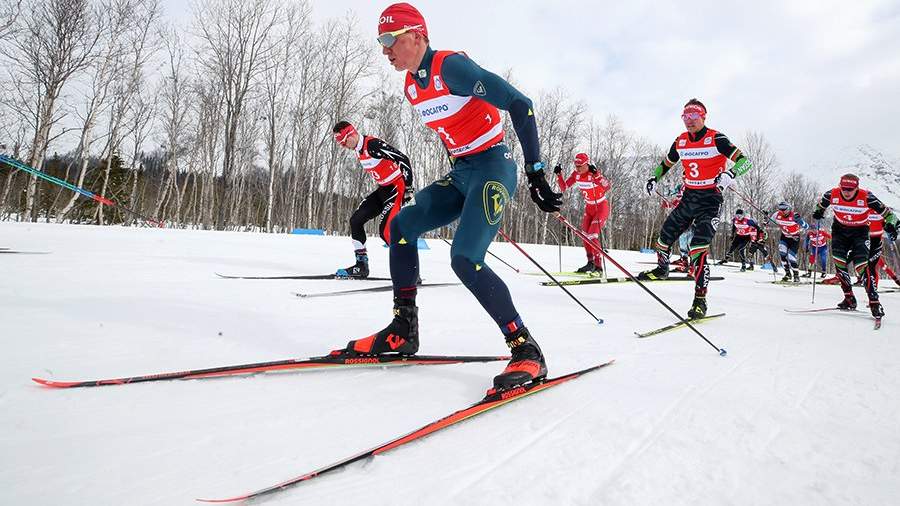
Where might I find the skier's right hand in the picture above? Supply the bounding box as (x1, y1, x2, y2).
(812, 208, 824, 220)
(526, 165, 563, 213)
(645, 177, 657, 196)
(553, 164, 563, 175)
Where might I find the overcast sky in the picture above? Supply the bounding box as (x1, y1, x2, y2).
(163, 0, 900, 172)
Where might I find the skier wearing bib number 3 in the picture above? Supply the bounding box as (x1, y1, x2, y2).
(641, 99, 752, 319)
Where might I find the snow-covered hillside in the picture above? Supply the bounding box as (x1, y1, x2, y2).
(1, 222, 899, 506)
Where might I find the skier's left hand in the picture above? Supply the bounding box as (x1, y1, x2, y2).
(588, 164, 598, 174)
(715, 170, 735, 192)
(886, 221, 898, 242)
(525, 164, 563, 213)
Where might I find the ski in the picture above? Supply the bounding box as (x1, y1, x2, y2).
(756, 280, 815, 286)
(0, 250, 51, 255)
(541, 276, 724, 287)
(196, 359, 615, 503)
(523, 271, 597, 277)
(32, 354, 509, 389)
(292, 282, 460, 299)
(874, 317, 882, 330)
(783, 307, 864, 314)
(634, 313, 726, 338)
(215, 272, 391, 281)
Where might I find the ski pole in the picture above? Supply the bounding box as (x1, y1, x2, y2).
(497, 228, 603, 326)
(545, 226, 563, 273)
(0, 154, 164, 227)
(729, 187, 782, 281)
(811, 220, 821, 304)
(441, 237, 519, 273)
(555, 213, 727, 356)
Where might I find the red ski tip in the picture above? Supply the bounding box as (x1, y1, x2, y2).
(32, 377, 78, 388)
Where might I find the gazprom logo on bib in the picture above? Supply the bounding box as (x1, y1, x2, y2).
(421, 104, 449, 117)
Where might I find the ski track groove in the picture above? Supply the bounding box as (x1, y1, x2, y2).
(590, 348, 759, 501)
(441, 394, 593, 505)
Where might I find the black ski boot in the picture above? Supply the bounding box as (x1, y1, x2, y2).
(337, 251, 369, 279)
(740, 264, 747, 272)
(781, 271, 793, 283)
(491, 327, 547, 392)
(687, 296, 708, 319)
(801, 271, 812, 278)
(575, 261, 595, 274)
(638, 264, 670, 281)
(837, 294, 857, 311)
(336, 298, 419, 355)
(793, 271, 801, 283)
(870, 302, 885, 318)
(747, 264, 755, 271)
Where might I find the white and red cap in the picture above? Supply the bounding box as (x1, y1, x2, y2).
(840, 173, 859, 190)
(378, 3, 428, 37)
(574, 153, 590, 166)
(334, 123, 357, 144)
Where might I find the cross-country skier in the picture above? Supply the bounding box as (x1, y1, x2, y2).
(640, 98, 753, 318)
(332, 3, 562, 392)
(719, 209, 762, 271)
(811, 173, 897, 318)
(771, 201, 808, 283)
(746, 224, 775, 272)
(802, 227, 831, 277)
(333, 121, 414, 278)
(554, 153, 611, 274)
(867, 212, 900, 287)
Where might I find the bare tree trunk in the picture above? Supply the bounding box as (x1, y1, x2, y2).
(3, 0, 102, 221)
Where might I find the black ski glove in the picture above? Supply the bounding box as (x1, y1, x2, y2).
(646, 177, 657, 196)
(812, 208, 824, 220)
(553, 164, 563, 175)
(525, 164, 562, 213)
(885, 221, 897, 242)
(588, 164, 598, 174)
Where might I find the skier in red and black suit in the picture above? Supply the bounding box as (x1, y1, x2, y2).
(333, 121, 413, 279)
(811, 173, 898, 318)
(746, 224, 775, 272)
(640, 99, 753, 319)
(802, 227, 831, 277)
(867, 212, 900, 287)
(554, 153, 611, 274)
(771, 201, 809, 283)
(719, 209, 762, 271)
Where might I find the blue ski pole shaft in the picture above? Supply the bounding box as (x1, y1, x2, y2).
(0, 154, 163, 226)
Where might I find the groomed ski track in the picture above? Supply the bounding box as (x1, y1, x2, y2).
(1, 221, 898, 506)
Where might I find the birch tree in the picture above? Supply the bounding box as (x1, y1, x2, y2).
(2, 0, 101, 220)
(193, 0, 282, 230)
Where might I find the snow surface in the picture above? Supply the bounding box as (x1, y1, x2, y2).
(1, 221, 899, 506)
